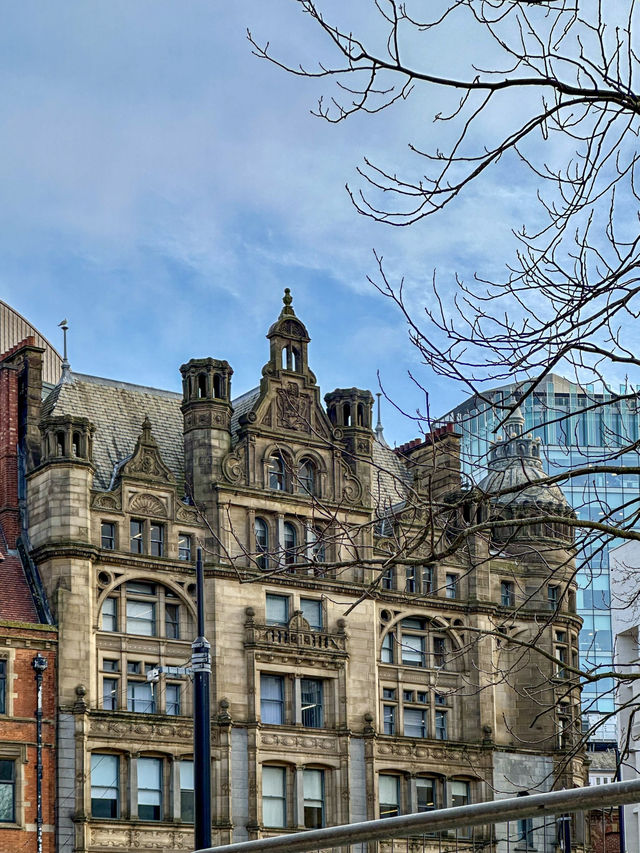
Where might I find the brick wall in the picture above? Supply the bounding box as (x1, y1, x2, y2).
(0, 352, 20, 548)
(0, 634, 56, 853)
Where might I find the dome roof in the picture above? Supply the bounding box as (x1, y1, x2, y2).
(476, 407, 571, 512)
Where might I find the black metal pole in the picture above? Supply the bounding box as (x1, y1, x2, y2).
(32, 653, 48, 853)
(193, 547, 212, 851)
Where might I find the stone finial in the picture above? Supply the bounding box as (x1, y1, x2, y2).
(282, 287, 294, 315)
(141, 416, 152, 441)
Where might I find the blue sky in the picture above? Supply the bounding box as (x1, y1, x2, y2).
(0, 1, 537, 444)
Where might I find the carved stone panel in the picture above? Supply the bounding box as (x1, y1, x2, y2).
(276, 385, 311, 432)
(128, 492, 168, 518)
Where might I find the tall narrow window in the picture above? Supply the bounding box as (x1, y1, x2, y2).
(165, 603, 180, 639)
(435, 709, 448, 740)
(178, 534, 192, 562)
(101, 598, 118, 632)
(401, 621, 426, 667)
(261, 675, 285, 724)
(433, 637, 446, 669)
(283, 522, 297, 566)
(381, 631, 395, 664)
(298, 459, 316, 495)
(379, 774, 400, 818)
(417, 778, 436, 812)
(383, 704, 396, 735)
(422, 565, 434, 594)
(445, 574, 459, 599)
(301, 678, 324, 727)
(91, 754, 119, 819)
(262, 766, 286, 828)
(0, 761, 14, 822)
(548, 585, 559, 609)
(101, 522, 116, 550)
(166, 684, 181, 716)
(0, 661, 6, 714)
(268, 454, 286, 490)
(180, 760, 195, 823)
(405, 567, 417, 593)
(501, 581, 515, 607)
(300, 598, 323, 631)
(255, 518, 269, 570)
(137, 757, 162, 821)
(381, 567, 395, 590)
(103, 677, 118, 710)
(309, 528, 326, 563)
(130, 519, 145, 554)
(150, 524, 164, 558)
(303, 769, 325, 828)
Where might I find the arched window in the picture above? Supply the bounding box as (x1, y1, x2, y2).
(197, 374, 207, 399)
(343, 403, 352, 427)
(255, 518, 269, 570)
(298, 459, 316, 496)
(213, 373, 224, 399)
(72, 431, 81, 457)
(283, 522, 297, 566)
(268, 454, 286, 490)
(309, 528, 325, 563)
(56, 432, 65, 457)
(292, 347, 301, 372)
(357, 403, 364, 426)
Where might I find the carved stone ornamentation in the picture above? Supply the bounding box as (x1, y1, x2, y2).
(128, 492, 168, 518)
(222, 444, 247, 485)
(259, 732, 337, 751)
(120, 417, 176, 485)
(91, 492, 122, 511)
(176, 504, 199, 523)
(342, 469, 363, 504)
(276, 385, 311, 432)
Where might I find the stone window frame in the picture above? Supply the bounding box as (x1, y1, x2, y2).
(379, 681, 453, 741)
(263, 590, 326, 631)
(0, 741, 26, 830)
(129, 518, 165, 557)
(256, 666, 337, 729)
(260, 761, 333, 830)
(0, 652, 14, 717)
(88, 750, 195, 823)
(96, 578, 196, 716)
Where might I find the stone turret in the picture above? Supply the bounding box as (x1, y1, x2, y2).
(325, 387, 374, 504)
(180, 357, 233, 502)
(264, 288, 312, 380)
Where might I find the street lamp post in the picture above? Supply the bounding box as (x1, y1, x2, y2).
(32, 653, 48, 853)
(192, 547, 212, 851)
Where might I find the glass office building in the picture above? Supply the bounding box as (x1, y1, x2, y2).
(440, 374, 640, 743)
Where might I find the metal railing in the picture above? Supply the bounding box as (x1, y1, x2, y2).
(194, 778, 640, 853)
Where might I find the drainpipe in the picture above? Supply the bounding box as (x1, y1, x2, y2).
(32, 653, 48, 853)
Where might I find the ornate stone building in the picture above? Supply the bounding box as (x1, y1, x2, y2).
(11, 292, 585, 852)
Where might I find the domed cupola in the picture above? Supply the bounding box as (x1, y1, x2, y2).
(477, 405, 573, 543)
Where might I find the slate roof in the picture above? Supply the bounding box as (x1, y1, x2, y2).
(42, 373, 185, 491)
(0, 527, 39, 623)
(41, 373, 414, 511)
(230, 386, 260, 440)
(371, 439, 412, 510)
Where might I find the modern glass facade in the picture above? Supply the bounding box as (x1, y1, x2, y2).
(440, 374, 640, 742)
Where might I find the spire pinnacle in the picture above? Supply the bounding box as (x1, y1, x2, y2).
(58, 318, 72, 384)
(375, 392, 387, 445)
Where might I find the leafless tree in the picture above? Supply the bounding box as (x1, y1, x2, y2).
(246, 0, 640, 781)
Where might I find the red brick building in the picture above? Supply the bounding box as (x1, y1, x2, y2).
(0, 339, 57, 853)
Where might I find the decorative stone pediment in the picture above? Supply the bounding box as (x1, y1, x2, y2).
(128, 492, 168, 518)
(120, 417, 176, 484)
(91, 491, 122, 511)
